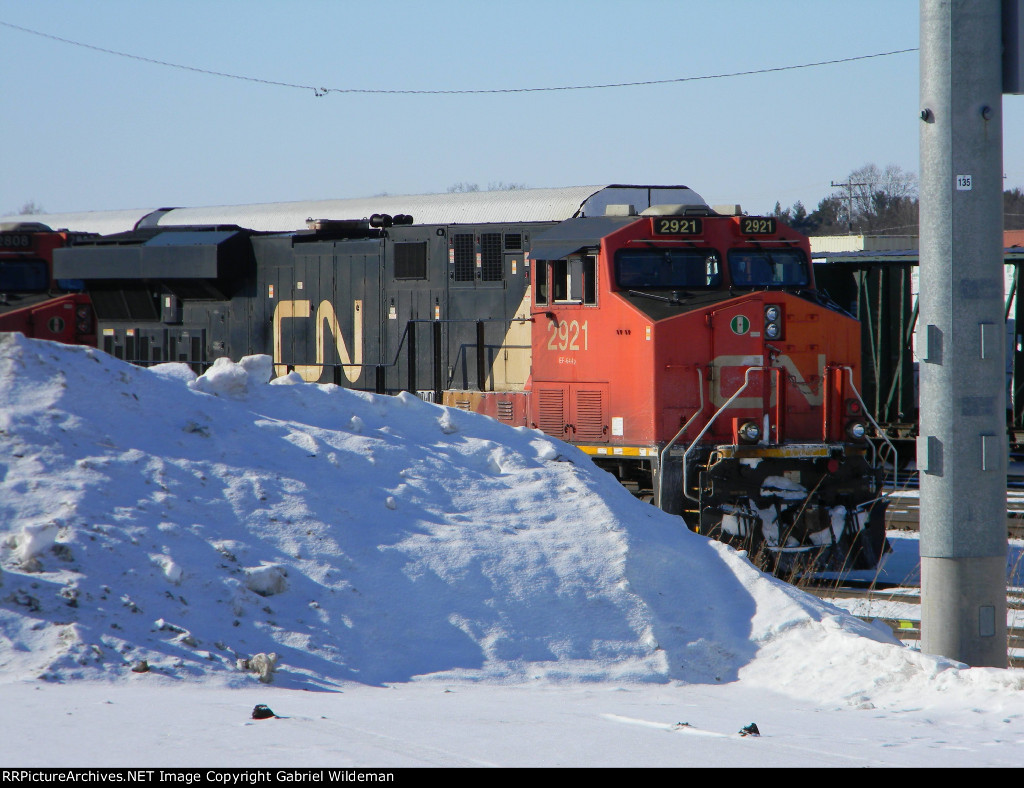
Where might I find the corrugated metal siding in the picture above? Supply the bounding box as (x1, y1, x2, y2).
(810, 235, 921, 254)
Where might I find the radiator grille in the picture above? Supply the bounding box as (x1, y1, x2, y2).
(496, 400, 514, 422)
(574, 390, 605, 441)
(537, 389, 565, 436)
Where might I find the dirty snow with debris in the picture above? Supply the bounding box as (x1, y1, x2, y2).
(1, 332, 1023, 767)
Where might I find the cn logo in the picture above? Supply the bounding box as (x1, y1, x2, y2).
(711, 353, 826, 408)
(730, 315, 750, 335)
(272, 299, 363, 383)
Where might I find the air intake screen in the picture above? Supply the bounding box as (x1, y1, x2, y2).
(453, 234, 475, 282)
(481, 233, 503, 282)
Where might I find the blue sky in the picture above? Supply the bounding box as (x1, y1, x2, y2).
(2, 1, 1017, 217)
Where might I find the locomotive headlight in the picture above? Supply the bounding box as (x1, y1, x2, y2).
(846, 421, 868, 440)
(764, 321, 781, 339)
(764, 305, 780, 322)
(739, 421, 761, 443)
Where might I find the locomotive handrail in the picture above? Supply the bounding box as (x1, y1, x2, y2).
(839, 365, 899, 496)
(656, 366, 705, 510)
(680, 366, 768, 503)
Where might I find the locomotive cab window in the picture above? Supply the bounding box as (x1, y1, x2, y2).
(614, 248, 721, 289)
(583, 255, 596, 305)
(545, 255, 595, 305)
(536, 260, 549, 305)
(728, 248, 809, 288)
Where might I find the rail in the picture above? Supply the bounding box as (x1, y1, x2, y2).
(802, 586, 1024, 665)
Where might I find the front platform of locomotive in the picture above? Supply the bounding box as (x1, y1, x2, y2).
(530, 206, 891, 572)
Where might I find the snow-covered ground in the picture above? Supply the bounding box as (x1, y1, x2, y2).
(2, 332, 1024, 767)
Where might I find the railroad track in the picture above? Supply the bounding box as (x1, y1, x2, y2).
(883, 488, 1024, 539)
(803, 585, 1024, 667)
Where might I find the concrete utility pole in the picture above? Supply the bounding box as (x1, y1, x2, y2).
(918, 0, 1007, 667)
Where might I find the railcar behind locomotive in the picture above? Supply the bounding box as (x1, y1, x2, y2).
(52, 189, 891, 570)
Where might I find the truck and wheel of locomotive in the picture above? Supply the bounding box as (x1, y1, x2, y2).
(0, 186, 895, 571)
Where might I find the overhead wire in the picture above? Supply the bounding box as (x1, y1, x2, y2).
(0, 19, 917, 97)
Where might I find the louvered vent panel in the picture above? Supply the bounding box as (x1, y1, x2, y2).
(537, 389, 565, 436)
(453, 234, 475, 282)
(496, 400, 514, 422)
(575, 390, 605, 441)
(480, 233, 503, 281)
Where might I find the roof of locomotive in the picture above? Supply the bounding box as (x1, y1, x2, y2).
(0, 185, 706, 236)
(530, 215, 640, 260)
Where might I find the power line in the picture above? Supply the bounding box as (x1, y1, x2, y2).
(831, 178, 870, 234)
(0, 19, 917, 96)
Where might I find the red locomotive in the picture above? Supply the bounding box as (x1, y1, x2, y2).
(0, 223, 96, 347)
(461, 206, 890, 571)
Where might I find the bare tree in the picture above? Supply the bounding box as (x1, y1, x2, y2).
(836, 163, 919, 234)
(447, 182, 527, 193)
(18, 200, 44, 215)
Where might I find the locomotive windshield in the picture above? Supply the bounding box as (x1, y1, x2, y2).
(727, 248, 809, 287)
(614, 248, 721, 289)
(0, 260, 48, 293)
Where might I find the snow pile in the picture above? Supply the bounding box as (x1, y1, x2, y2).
(0, 332, 1020, 708)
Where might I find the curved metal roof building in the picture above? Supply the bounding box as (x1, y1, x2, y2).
(0, 185, 705, 235)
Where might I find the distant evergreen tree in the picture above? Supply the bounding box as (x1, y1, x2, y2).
(802, 195, 846, 236)
(1005, 187, 1024, 231)
(770, 201, 791, 222)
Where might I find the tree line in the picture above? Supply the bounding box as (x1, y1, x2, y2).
(770, 163, 1024, 235)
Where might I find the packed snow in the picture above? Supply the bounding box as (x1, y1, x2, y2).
(2, 332, 1024, 767)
